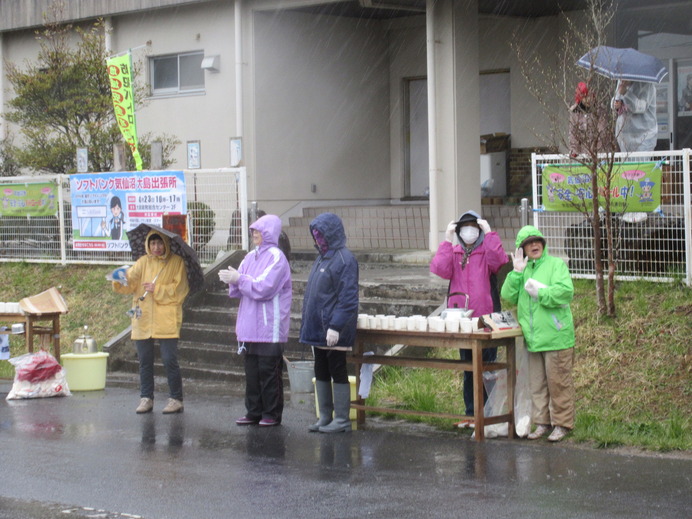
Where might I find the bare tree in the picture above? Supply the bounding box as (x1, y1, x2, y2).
(512, 0, 635, 317)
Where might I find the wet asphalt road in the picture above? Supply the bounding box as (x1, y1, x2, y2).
(0, 379, 689, 519)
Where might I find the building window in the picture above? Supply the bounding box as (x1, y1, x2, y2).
(150, 52, 204, 95)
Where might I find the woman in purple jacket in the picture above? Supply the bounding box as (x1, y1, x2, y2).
(219, 214, 292, 427)
(430, 210, 508, 425)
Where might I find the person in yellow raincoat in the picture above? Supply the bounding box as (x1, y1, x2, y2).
(113, 231, 189, 415)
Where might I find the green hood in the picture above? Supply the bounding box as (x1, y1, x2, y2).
(515, 225, 547, 255)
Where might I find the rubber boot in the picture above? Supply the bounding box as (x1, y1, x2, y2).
(309, 380, 334, 432)
(319, 383, 352, 433)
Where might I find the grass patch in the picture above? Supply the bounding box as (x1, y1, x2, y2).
(368, 279, 692, 452)
(0, 263, 131, 378)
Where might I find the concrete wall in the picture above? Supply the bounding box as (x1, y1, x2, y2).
(386, 16, 426, 199)
(251, 10, 391, 212)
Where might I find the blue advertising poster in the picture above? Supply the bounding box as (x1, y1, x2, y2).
(70, 171, 186, 251)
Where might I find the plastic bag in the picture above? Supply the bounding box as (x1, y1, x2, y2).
(106, 265, 130, 286)
(6, 351, 71, 400)
(513, 337, 532, 437)
(479, 337, 532, 439)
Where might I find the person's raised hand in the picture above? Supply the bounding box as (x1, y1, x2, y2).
(511, 247, 528, 273)
(476, 219, 491, 234)
(445, 220, 457, 243)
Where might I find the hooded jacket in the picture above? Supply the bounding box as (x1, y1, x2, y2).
(228, 214, 292, 344)
(500, 226, 575, 353)
(113, 230, 189, 340)
(299, 213, 359, 349)
(430, 210, 508, 316)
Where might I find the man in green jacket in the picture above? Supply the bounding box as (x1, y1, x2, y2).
(501, 225, 575, 442)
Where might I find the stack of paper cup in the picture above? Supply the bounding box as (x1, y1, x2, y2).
(445, 319, 460, 333)
(358, 314, 369, 329)
(384, 315, 396, 330)
(428, 316, 445, 332)
(459, 318, 474, 334)
(406, 317, 417, 331)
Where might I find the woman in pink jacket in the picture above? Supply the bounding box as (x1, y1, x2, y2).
(430, 210, 508, 425)
(219, 214, 292, 427)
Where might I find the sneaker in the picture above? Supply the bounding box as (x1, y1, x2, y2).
(162, 398, 184, 414)
(258, 418, 280, 427)
(527, 424, 551, 440)
(135, 397, 153, 414)
(548, 425, 569, 442)
(235, 416, 259, 426)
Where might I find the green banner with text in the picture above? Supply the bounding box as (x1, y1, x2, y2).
(106, 53, 143, 171)
(541, 162, 661, 212)
(0, 183, 58, 217)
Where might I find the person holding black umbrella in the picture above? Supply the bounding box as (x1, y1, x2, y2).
(113, 230, 189, 414)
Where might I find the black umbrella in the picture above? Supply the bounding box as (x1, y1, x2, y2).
(128, 223, 205, 295)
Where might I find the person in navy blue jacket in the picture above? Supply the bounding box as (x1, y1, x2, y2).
(300, 213, 359, 433)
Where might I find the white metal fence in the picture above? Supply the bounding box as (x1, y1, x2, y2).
(0, 168, 248, 267)
(532, 150, 692, 285)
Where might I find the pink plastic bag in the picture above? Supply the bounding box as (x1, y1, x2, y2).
(6, 351, 71, 400)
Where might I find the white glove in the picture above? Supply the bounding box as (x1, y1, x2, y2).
(476, 219, 491, 234)
(326, 328, 339, 346)
(524, 278, 547, 300)
(218, 267, 240, 285)
(512, 248, 529, 273)
(445, 220, 457, 243)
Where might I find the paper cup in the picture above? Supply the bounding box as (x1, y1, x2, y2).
(471, 317, 480, 330)
(358, 314, 369, 329)
(445, 319, 460, 333)
(414, 316, 427, 332)
(368, 316, 378, 329)
(406, 317, 417, 331)
(394, 317, 407, 330)
(428, 316, 445, 332)
(385, 315, 396, 330)
(459, 319, 473, 334)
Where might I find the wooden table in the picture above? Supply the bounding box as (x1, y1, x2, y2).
(349, 327, 521, 441)
(0, 312, 62, 362)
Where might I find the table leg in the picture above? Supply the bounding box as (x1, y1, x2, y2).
(52, 315, 61, 363)
(472, 340, 484, 441)
(26, 316, 34, 353)
(506, 339, 516, 439)
(354, 337, 365, 426)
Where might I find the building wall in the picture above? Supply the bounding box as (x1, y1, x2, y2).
(111, 2, 237, 171)
(252, 9, 391, 212)
(386, 16, 427, 199)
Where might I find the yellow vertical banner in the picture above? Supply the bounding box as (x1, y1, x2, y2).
(106, 53, 143, 171)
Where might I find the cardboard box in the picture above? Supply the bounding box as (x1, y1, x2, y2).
(480, 133, 510, 154)
(19, 287, 68, 315)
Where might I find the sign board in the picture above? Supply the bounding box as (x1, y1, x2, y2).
(69, 171, 186, 251)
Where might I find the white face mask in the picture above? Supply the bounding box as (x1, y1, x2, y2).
(459, 226, 480, 244)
